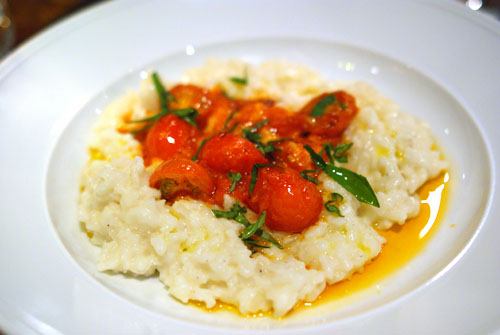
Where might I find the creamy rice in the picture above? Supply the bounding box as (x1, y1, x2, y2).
(78, 59, 447, 316)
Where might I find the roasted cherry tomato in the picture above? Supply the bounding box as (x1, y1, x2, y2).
(169, 84, 237, 132)
(149, 158, 214, 202)
(299, 91, 358, 138)
(145, 114, 198, 161)
(198, 133, 267, 173)
(273, 141, 317, 171)
(250, 166, 323, 233)
(233, 102, 305, 138)
(213, 174, 251, 206)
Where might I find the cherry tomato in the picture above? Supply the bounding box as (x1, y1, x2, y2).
(169, 85, 237, 132)
(273, 141, 317, 171)
(299, 91, 358, 138)
(251, 167, 323, 233)
(149, 158, 214, 202)
(233, 102, 305, 138)
(213, 174, 251, 206)
(145, 114, 198, 161)
(198, 133, 267, 173)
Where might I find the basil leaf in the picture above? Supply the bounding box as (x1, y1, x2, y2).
(310, 95, 336, 117)
(228, 172, 242, 193)
(172, 107, 199, 127)
(330, 192, 344, 202)
(192, 134, 214, 161)
(303, 145, 326, 168)
(325, 201, 343, 217)
(229, 68, 248, 85)
(152, 72, 175, 110)
(222, 110, 239, 132)
(300, 168, 321, 185)
(240, 211, 266, 239)
(324, 164, 380, 207)
(211, 203, 282, 249)
(257, 230, 283, 249)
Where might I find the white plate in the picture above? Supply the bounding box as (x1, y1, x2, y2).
(1, 1, 499, 334)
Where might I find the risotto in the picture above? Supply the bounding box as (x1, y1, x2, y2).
(78, 59, 448, 317)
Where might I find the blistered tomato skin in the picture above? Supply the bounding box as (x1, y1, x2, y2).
(299, 91, 358, 138)
(145, 114, 197, 161)
(149, 158, 214, 202)
(198, 133, 268, 173)
(251, 167, 323, 233)
(213, 174, 251, 206)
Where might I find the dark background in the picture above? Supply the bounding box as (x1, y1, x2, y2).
(9, 0, 103, 47)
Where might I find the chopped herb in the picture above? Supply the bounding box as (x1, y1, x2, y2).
(300, 168, 321, 185)
(249, 163, 279, 195)
(171, 107, 199, 127)
(128, 72, 199, 134)
(322, 142, 353, 164)
(330, 192, 344, 202)
(325, 192, 344, 217)
(303, 144, 379, 208)
(192, 134, 215, 161)
(240, 211, 266, 239)
(303, 145, 326, 168)
(310, 95, 336, 117)
(229, 68, 248, 85)
(222, 110, 239, 132)
(340, 102, 347, 110)
(228, 172, 242, 193)
(212, 202, 282, 249)
(242, 119, 269, 142)
(242, 120, 287, 155)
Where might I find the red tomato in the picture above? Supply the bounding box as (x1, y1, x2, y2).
(145, 114, 198, 161)
(233, 102, 305, 138)
(251, 167, 323, 233)
(273, 141, 317, 171)
(299, 91, 358, 138)
(149, 158, 214, 202)
(213, 174, 251, 206)
(198, 133, 267, 173)
(169, 84, 237, 132)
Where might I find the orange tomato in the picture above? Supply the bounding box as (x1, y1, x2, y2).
(145, 114, 198, 161)
(149, 158, 214, 202)
(250, 166, 323, 233)
(299, 91, 358, 138)
(213, 174, 251, 206)
(198, 133, 267, 173)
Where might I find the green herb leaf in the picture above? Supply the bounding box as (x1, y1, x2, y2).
(128, 72, 199, 134)
(242, 120, 278, 155)
(212, 202, 282, 249)
(257, 230, 283, 249)
(192, 134, 215, 161)
(303, 144, 379, 208)
(324, 164, 380, 207)
(325, 202, 343, 216)
(229, 68, 248, 85)
(249, 163, 278, 195)
(330, 192, 344, 202)
(152, 72, 175, 108)
(240, 211, 266, 239)
(310, 95, 336, 117)
(212, 201, 247, 220)
(222, 110, 239, 132)
(172, 107, 199, 127)
(303, 145, 326, 168)
(325, 192, 344, 217)
(300, 168, 321, 185)
(228, 172, 242, 193)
